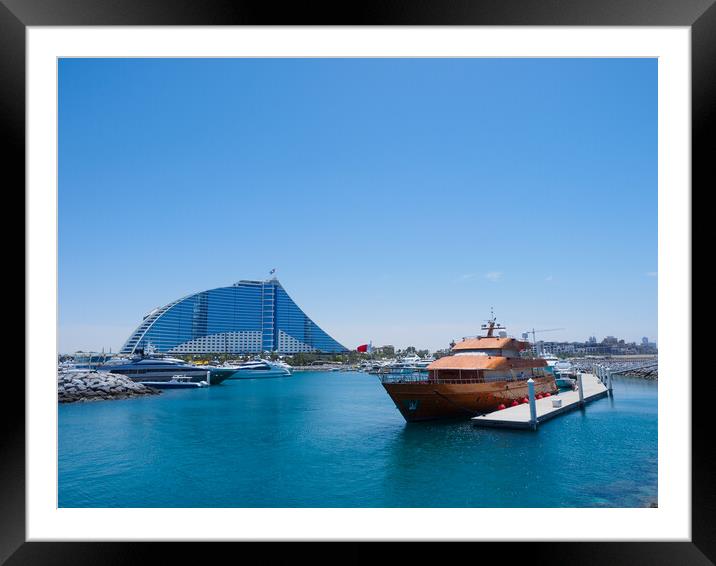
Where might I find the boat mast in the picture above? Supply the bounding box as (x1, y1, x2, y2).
(481, 307, 505, 337)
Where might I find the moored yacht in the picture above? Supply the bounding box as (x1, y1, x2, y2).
(415, 355, 435, 369)
(226, 358, 293, 379)
(381, 312, 558, 422)
(400, 354, 422, 366)
(99, 353, 232, 384)
(381, 354, 433, 375)
(553, 359, 577, 388)
(541, 352, 560, 374)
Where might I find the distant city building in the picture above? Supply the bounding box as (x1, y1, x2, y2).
(373, 345, 395, 356)
(120, 278, 347, 355)
(524, 336, 657, 356)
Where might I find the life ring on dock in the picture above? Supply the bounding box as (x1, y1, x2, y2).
(521, 397, 529, 404)
(510, 400, 519, 407)
(497, 403, 506, 410)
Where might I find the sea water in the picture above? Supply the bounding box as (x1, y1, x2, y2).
(58, 372, 657, 507)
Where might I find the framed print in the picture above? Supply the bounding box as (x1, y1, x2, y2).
(4, 0, 707, 563)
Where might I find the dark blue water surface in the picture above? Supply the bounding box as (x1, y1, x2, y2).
(58, 372, 657, 507)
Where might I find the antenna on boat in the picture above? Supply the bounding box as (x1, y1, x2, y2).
(481, 307, 506, 337)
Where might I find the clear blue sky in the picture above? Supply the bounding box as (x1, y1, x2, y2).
(59, 58, 657, 353)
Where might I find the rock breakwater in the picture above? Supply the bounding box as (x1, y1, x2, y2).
(572, 358, 658, 380)
(58, 371, 160, 403)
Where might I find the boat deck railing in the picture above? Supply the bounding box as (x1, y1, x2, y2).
(380, 373, 486, 385)
(380, 372, 550, 385)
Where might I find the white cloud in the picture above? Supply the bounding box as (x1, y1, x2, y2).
(645, 271, 657, 277)
(485, 271, 503, 282)
(455, 273, 477, 282)
(545, 274, 554, 282)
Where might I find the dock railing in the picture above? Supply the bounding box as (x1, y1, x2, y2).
(591, 363, 614, 394)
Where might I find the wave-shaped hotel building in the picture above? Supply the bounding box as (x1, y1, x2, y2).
(120, 278, 347, 355)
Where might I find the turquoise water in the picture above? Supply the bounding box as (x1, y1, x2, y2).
(58, 372, 657, 507)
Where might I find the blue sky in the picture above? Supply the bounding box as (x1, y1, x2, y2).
(59, 58, 657, 353)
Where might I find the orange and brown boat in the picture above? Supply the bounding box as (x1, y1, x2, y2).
(381, 314, 558, 422)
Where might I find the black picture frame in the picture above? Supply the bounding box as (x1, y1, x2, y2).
(4, 0, 705, 563)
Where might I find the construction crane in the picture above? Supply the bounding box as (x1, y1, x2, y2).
(526, 327, 565, 342)
(524, 328, 566, 354)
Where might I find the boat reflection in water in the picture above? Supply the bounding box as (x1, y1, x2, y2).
(381, 312, 558, 422)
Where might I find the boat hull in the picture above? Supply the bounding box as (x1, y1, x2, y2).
(142, 381, 207, 389)
(206, 368, 236, 385)
(382, 376, 558, 422)
(118, 369, 209, 383)
(555, 376, 576, 388)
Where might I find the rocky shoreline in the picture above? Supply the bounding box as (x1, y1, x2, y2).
(58, 371, 160, 403)
(572, 359, 658, 380)
(621, 367, 658, 380)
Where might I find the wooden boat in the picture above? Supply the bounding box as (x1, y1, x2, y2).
(381, 313, 558, 422)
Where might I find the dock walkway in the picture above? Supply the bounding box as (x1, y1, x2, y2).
(471, 373, 608, 429)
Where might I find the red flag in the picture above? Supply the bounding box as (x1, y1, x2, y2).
(356, 344, 369, 352)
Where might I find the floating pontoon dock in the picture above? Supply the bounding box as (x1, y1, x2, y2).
(472, 371, 610, 430)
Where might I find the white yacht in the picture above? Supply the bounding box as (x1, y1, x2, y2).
(401, 354, 422, 366)
(553, 359, 577, 388)
(415, 355, 435, 369)
(381, 354, 430, 375)
(226, 359, 293, 379)
(541, 352, 560, 374)
(365, 360, 391, 373)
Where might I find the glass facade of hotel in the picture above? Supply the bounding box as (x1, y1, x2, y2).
(120, 279, 347, 355)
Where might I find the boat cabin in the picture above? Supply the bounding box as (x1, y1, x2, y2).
(425, 320, 547, 383)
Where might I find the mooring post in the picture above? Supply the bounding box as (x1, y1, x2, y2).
(206, 370, 211, 386)
(527, 378, 537, 430)
(577, 371, 585, 406)
(607, 369, 613, 394)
